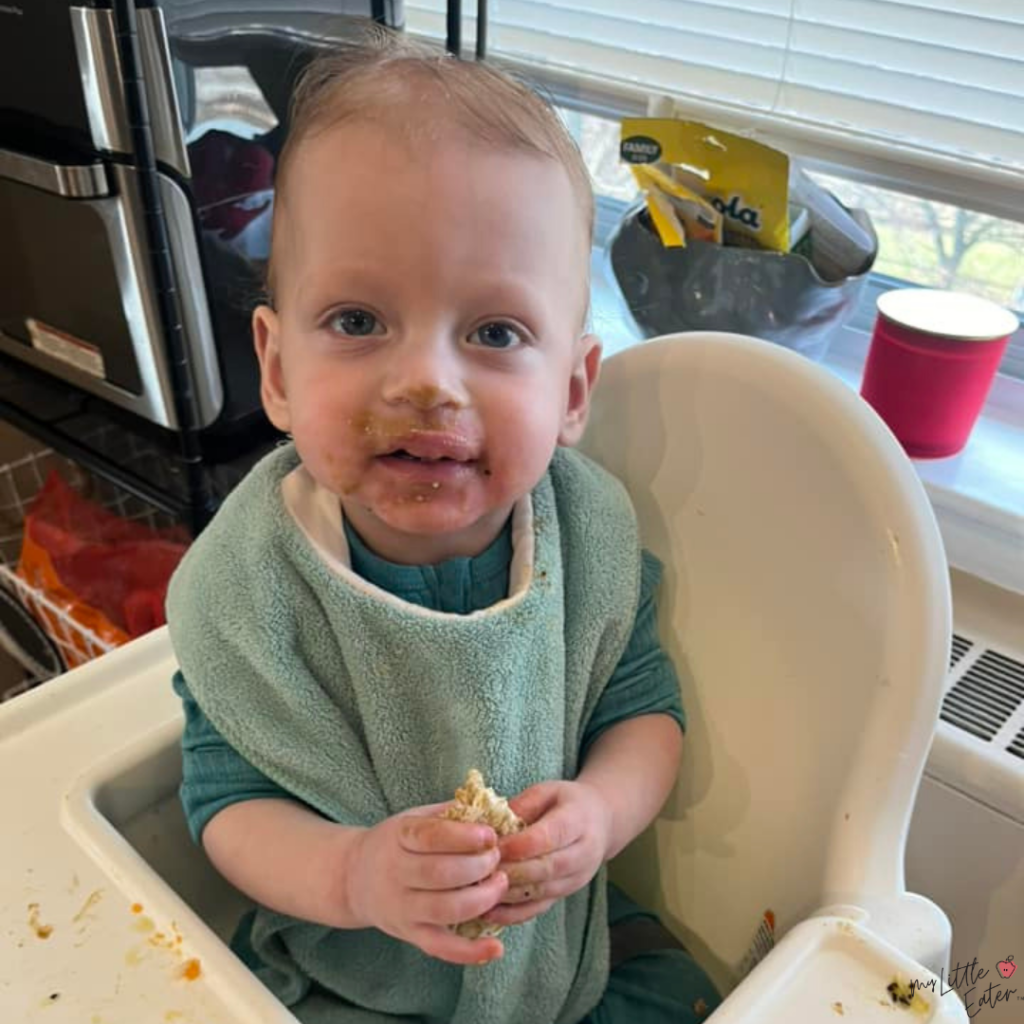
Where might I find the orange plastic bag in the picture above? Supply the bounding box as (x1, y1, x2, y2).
(16, 472, 190, 668)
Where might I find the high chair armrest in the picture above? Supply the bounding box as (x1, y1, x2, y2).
(709, 916, 969, 1023)
(813, 892, 954, 977)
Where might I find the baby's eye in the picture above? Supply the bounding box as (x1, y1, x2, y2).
(469, 322, 523, 350)
(328, 309, 383, 337)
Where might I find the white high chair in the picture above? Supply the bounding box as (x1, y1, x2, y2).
(583, 332, 964, 1021)
(0, 332, 966, 1023)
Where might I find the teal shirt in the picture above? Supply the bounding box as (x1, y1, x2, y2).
(175, 519, 684, 843)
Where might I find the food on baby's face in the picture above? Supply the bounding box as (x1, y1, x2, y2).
(443, 769, 524, 939)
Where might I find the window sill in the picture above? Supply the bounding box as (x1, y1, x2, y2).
(591, 248, 1024, 597)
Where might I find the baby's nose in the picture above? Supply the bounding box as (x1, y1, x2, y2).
(400, 383, 448, 410)
(382, 337, 469, 410)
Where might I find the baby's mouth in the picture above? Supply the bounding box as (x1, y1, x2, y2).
(377, 431, 480, 465)
(388, 449, 464, 464)
(372, 431, 486, 484)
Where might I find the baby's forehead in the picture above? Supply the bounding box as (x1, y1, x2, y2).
(270, 117, 590, 288)
(273, 120, 569, 239)
(283, 108, 562, 187)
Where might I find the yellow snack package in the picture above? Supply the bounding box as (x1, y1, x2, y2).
(621, 118, 791, 253)
(630, 163, 722, 248)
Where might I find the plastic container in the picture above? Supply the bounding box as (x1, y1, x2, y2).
(860, 289, 1019, 458)
(608, 201, 877, 363)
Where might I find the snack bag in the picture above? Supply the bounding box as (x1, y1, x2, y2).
(621, 117, 791, 253)
(630, 163, 722, 248)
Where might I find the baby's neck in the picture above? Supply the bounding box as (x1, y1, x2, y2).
(340, 503, 513, 566)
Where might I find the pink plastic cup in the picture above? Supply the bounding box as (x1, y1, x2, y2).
(860, 288, 1019, 458)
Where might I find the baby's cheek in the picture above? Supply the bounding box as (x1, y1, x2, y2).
(316, 449, 363, 497)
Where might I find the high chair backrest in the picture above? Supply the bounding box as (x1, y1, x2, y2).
(580, 333, 951, 995)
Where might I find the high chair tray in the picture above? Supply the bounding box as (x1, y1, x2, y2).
(0, 630, 290, 1022)
(714, 915, 969, 1022)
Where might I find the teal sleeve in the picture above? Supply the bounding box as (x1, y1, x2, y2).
(581, 550, 686, 757)
(173, 671, 294, 844)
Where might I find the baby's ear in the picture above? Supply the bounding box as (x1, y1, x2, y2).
(253, 305, 292, 433)
(558, 333, 602, 447)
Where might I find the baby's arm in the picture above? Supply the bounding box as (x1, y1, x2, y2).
(576, 712, 682, 859)
(176, 671, 508, 964)
(202, 798, 362, 926)
(203, 797, 509, 965)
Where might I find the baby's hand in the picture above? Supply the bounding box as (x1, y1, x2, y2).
(346, 803, 509, 965)
(484, 780, 612, 927)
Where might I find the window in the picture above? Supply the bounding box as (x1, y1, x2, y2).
(810, 175, 1024, 311)
(405, 2, 1024, 211)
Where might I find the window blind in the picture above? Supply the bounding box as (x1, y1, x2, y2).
(404, 1, 1024, 221)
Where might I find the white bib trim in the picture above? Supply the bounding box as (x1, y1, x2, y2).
(280, 465, 536, 620)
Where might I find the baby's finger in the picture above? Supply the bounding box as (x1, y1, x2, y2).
(500, 866, 591, 908)
(413, 870, 509, 928)
(482, 896, 557, 928)
(502, 840, 582, 892)
(508, 782, 559, 825)
(407, 846, 502, 892)
(401, 816, 497, 855)
(500, 807, 578, 863)
(411, 924, 504, 966)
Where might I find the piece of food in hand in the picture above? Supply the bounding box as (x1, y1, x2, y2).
(444, 769, 524, 835)
(443, 769, 524, 939)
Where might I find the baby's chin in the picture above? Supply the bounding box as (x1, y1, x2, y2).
(346, 497, 512, 562)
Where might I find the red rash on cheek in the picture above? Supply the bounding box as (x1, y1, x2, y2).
(321, 449, 361, 496)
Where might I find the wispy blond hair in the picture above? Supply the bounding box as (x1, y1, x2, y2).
(267, 26, 594, 297)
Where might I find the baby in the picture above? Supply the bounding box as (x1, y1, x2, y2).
(167, 27, 720, 1024)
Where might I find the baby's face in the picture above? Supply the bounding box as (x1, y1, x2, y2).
(254, 120, 599, 563)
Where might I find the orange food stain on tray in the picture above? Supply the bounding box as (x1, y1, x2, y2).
(182, 958, 202, 981)
(151, 921, 185, 949)
(148, 929, 183, 952)
(72, 888, 104, 923)
(27, 902, 53, 939)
